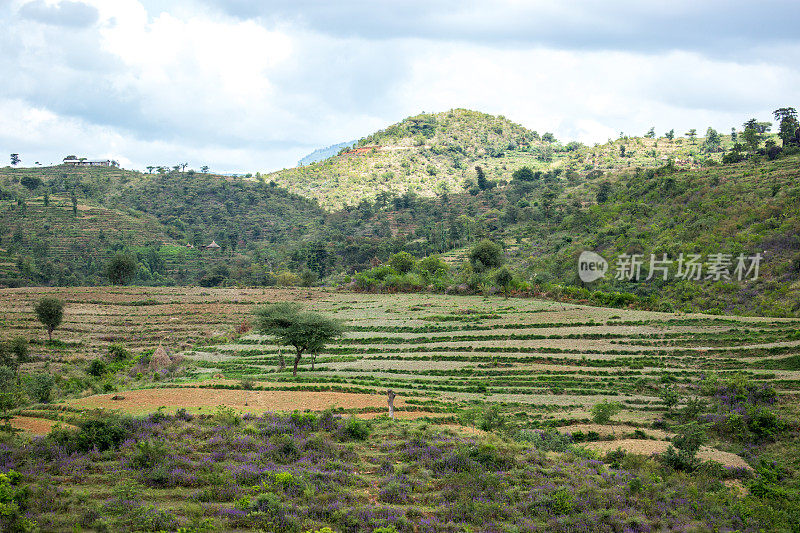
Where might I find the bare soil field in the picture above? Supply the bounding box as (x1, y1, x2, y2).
(583, 439, 752, 470)
(62, 388, 404, 415)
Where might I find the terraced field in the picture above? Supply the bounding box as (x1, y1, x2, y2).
(6, 288, 800, 459)
(174, 293, 799, 425)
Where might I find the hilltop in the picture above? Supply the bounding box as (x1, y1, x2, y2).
(268, 108, 727, 209)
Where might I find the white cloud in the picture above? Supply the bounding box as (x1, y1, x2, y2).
(1, 0, 799, 173)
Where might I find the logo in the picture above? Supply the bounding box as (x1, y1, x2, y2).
(578, 251, 608, 282)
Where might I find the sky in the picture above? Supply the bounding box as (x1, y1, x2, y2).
(1, 0, 799, 173)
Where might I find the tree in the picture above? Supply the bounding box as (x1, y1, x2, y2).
(43, 191, 49, 207)
(475, 166, 494, 190)
(645, 127, 655, 139)
(388, 252, 415, 274)
(105, 253, 138, 285)
(468, 239, 504, 271)
(665, 129, 675, 141)
(591, 400, 622, 424)
(661, 422, 707, 471)
(596, 181, 612, 203)
(494, 267, 513, 297)
(686, 129, 697, 144)
(742, 122, 761, 154)
(71, 192, 78, 216)
(20, 176, 41, 190)
(201, 165, 209, 173)
(254, 303, 344, 376)
(730, 127, 737, 143)
(34, 297, 64, 341)
(511, 166, 535, 181)
(9, 154, 20, 166)
(773, 107, 799, 147)
(702, 127, 721, 153)
(146, 166, 155, 174)
(660, 385, 679, 413)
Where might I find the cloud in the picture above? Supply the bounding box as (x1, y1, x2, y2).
(1, 0, 799, 173)
(18, 0, 98, 28)
(197, 0, 800, 59)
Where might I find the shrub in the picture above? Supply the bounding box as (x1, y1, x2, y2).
(478, 404, 506, 432)
(108, 344, 130, 361)
(661, 422, 706, 472)
(591, 400, 622, 424)
(388, 252, 416, 274)
(55, 416, 131, 452)
(341, 417, 370, 440)
(518, 429, 573, 452)
(87, 359, 107, 377)
(379, 476, 412, 504)
(213, 406, 241, 426)
(28, 373, 55, 403)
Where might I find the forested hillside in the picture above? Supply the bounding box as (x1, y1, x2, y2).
(1, 108, 797, 315)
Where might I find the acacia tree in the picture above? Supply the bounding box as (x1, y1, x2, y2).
(254, 303, 344, 376)
(34, 297, 64, 341)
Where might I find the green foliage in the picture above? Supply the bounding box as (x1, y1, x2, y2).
(53, 416, 131, 452)
(0, 470, 36, 532)
(511, 166, 535, 181)
(34, 297, 64, 341)
(478, 404, 506, 432)
(254, 303, 345, 375)
(108, 343, 130, 362)
(88, 359, 107, 377)
(660, 386, 679, 413)
(468, 239, 503, 272)
(341, 416, 370, 440)
(388, 252, 416, 274)
(27, 373, 55, 403)
(591, 400, 622, 424)
(105, 253, 138, 285)
(661, 422, 706, 472)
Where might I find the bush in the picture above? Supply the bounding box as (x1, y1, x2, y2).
(591, 400, 622, 424)
(108, 344, 130, 361)
(28, 373, 55, 403)
(518, 429, 573, 452)
(341, 416, 370, 440)
(87, 359, 107, 377)
(54, 416, 131, 452)
(478, 404, 506, 432)
(388, 252, 416, 274)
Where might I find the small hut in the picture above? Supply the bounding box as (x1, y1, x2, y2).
(204, 241, 221, 250)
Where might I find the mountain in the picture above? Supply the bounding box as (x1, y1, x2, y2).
(297, 140, 357, 166)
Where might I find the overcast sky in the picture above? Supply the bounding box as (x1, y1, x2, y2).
(2, 0, 799, 173)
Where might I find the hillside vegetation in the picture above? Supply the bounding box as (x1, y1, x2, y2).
(268, 109, 720, 209)
(1, 108, 797, 317)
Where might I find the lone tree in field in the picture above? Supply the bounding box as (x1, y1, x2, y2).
(254, 303, 344, 376)
(35, 297, 64, 341)
(105, 253, 138, 285)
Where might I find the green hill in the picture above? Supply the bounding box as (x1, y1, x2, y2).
(267, 108, 728, 209)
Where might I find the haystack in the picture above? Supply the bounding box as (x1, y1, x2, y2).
(149, 345, 172, 371)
